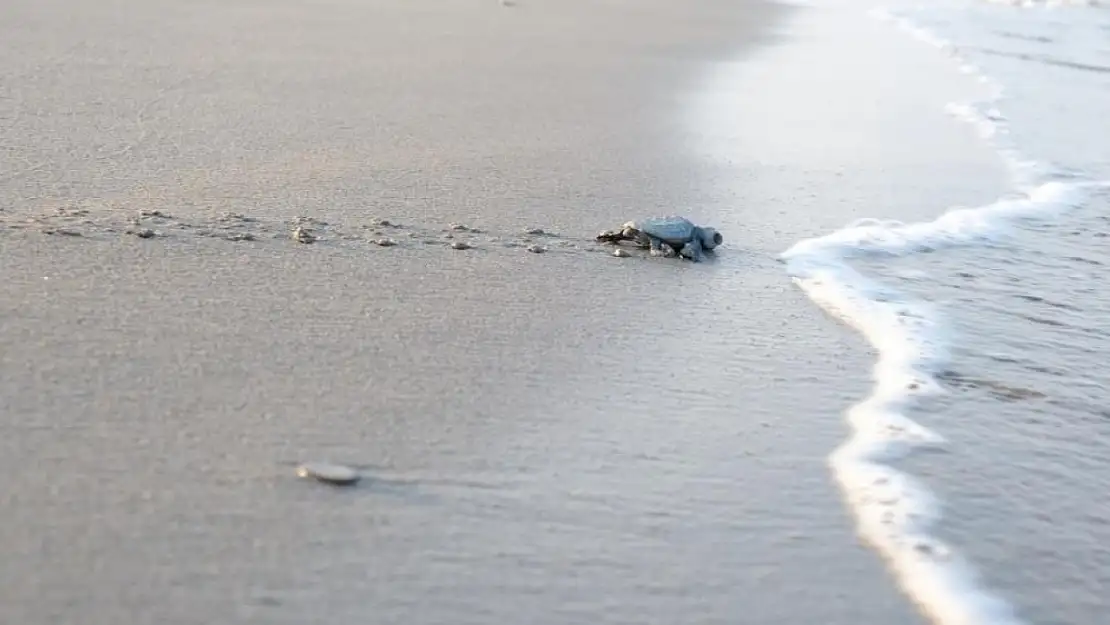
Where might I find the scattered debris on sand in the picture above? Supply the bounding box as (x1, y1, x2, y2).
(292, 226, 316, 244)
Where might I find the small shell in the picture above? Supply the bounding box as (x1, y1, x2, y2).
(525, 228, 546, 236)
(526, 244, 546, 254)
(373, 238, 397, 247)
(296, 462, 361, 486)
(612, 248, 631, 258)
(451, 241, 472, 250)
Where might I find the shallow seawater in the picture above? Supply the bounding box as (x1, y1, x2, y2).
(852, 190, 1110, 625)
(884, 3, 1110, 624)
(783, 1, 1110, 623)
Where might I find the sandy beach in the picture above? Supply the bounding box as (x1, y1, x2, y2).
(0, 0, 1025, 623)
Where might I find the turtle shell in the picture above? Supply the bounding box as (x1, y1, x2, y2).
(636, 216, 697, 246)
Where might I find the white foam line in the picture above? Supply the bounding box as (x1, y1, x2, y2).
(782, 6, 1107, 625)
(981, 0, 1102, 7)
(781, 251, 1028, 625)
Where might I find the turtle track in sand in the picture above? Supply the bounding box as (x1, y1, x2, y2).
(0, 202, 647, 259)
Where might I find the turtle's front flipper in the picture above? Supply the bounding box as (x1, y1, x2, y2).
(679, 238, 705, 262)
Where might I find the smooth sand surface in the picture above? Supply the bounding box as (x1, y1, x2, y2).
(0, 1, 978, 624)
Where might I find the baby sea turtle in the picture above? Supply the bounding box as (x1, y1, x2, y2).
(596, 216, 722, 262)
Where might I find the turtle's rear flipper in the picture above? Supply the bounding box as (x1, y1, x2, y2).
(648, 236, 678, 258)
(596, 229, 626, 244)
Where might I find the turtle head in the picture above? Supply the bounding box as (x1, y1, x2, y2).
(698, 227, 723, 250)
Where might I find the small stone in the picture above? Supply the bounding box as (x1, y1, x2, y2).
(140, 209, 167, 218)
(373, 238, 397, 247)
(44, 228, 83, 237)
(526, 244, 546, 254)
(374, 218, 394, 227)
(296, 462, 361, 486)
(131, 228, 156, 239)
(254, 596, 282, 607)
(612, 248, 631, 258)
(292, 227, 316, 244)
(525, 228, 546, 236)
(451, 241, 472, 250)
(226, 232, 255, 242)
(448, 223, 480, 233)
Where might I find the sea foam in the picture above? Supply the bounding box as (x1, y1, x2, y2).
(781, 5, 1102, 625)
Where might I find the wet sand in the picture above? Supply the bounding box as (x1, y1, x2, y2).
(0, 1, 953, 624)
